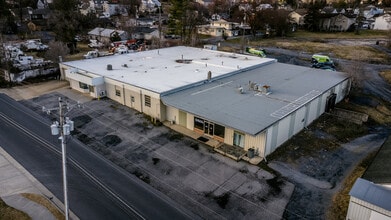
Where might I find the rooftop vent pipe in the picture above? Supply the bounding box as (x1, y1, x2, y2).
(107, 64, 112, 70)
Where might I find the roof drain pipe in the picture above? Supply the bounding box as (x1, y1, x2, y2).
(123, 84, 126, 106)
(140, 90, 143, 113)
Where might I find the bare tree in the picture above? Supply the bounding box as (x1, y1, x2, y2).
(44, 41, 70, 63)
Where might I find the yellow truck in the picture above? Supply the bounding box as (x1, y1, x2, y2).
(245, 47, 266, 58)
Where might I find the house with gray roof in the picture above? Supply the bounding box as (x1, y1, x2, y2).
(59, 46, 350, 160)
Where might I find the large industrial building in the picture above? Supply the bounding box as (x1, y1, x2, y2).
(60, 46, 351, 159)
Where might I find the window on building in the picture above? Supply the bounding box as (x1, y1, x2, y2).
(194, 117, 204, 130)
(144, 95, 151, 107)
(115, 89, 121, 97)
(131, 96, 135, 102)
(214, 124, 225, 138)
(79, 82, 88, 89)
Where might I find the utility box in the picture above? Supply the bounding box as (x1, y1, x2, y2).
(247, 148, 255, 158)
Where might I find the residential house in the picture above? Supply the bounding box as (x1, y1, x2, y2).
(88, 28, 128, 44)
(103, 2, 128, 16)
(347, 136, 391, 220)
(289, 9, 307, 27)
(131, 26, 159, 40)
(373, 13, 391, 30)
(319, 13, 356, 31)
(197, 19, 241, 37)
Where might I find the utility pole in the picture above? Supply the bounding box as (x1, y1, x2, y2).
(45, 97, 80, 220)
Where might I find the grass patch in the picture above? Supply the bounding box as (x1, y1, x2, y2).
(63, 43, 97, 61)
(379, 69, 391, 84)
(0, 198, 30, 220)
(326, 151, 378, 220)
(291, 30, 389, 39)
(267, 113, 368, 162)
(254, 40, 390, 64)
(21, 193, 64, 220)
(337, 98, 391, 125)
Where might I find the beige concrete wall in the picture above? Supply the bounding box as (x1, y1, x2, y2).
(104, 78, 163, 120)
(186, 113, 194, 130)
(68, 78, 89, 94)
(165, 105, 179, 124)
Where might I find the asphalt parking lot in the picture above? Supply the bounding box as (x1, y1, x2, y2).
(18, 89, 294, 220)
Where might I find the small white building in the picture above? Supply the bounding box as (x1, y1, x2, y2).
(347, 136, 391, 220)
(60, 46, 350, 160)
(347, 178, 391, 220)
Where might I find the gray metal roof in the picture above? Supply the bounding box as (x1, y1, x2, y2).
(362, 135, 391, 184)
(349, 178, 391, 211)
(161, 62, 349, 135)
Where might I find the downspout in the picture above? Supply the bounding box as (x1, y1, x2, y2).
(122, 84, 126, 106)
(140, 90, 143, 113)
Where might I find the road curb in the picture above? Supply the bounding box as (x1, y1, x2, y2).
(0, 146, 79, 220)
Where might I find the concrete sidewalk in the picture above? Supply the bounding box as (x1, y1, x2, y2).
(0, 147, 78, 220)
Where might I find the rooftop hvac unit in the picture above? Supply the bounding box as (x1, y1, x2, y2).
(107, 64, 112, 70)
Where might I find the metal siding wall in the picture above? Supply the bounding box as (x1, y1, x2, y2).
(293, 107, 306, 135)
(319, 92, 328, 115)
(264, 126, 274, 157)
(276, 116, 291, 148)
(306, 99, 319, 126)
(225, 128, 234, 145)
(245, 132, 266, 156)
(270, 124, 278, 154)
(316, 97, 322, 118)
(347, 197, 373, 220)
(288, 112, 296, 138)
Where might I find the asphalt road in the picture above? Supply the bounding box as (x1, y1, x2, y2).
(0, 93, 198, 220)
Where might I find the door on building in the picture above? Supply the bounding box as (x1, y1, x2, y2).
(233, 131, 244, 148)
(204, 121, 214, 136)
(325, 93, 337, 112)
(179, 110, 187, 127)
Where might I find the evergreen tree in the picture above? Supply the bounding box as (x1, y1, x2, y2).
(304, 1, 321, 32)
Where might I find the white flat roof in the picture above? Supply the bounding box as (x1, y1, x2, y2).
(63, 46, 275, 93)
